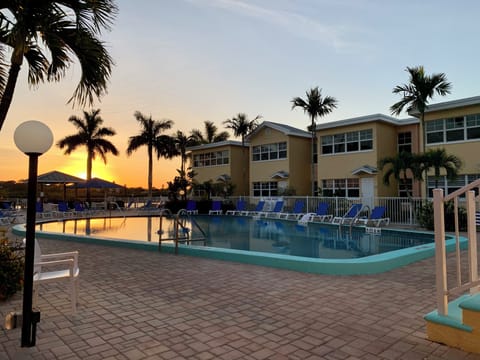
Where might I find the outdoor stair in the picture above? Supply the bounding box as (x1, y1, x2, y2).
(425, 292, 480, 354)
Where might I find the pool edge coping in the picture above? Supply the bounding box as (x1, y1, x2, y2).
(12, 218, 466, 276)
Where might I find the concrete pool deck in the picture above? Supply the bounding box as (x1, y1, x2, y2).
(1, 234, 480, 359)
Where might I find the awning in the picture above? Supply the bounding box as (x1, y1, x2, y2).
(271, 170, 289, 179)
(216, 174, 231, 182)
(351, 165, 378, 175)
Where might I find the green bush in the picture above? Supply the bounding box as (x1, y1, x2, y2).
(0, 242, 24, 301)
(417, 201, 467, 231)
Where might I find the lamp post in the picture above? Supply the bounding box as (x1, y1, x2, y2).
(14, 120, 53, 347)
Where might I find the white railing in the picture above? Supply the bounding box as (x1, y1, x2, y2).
(224, 196, 424, 225)
(433, 181, 480, 316)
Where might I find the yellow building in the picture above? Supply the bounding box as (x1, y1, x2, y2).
(418, 96, 480, 197)
(187, 140, 249, 196)
(246, 121, 311, 196)
(187, 96, 480, 201)
(316, 114, 420, 202)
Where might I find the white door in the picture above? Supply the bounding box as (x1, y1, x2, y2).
(360, 177, 374, 209)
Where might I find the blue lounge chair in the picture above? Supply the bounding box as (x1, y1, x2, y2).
(55, 201, 74, 217)
(209, 200, 223, 215)
(258, 200, 284, 218)
(186, 200, 198, 215)
(226, 199, 247, 215)
(242, 200, 265, 216)
(356, 206, 390, 227)
(298, 202, 332, 224)
(332, 203, 363, 225)
(278, 200, 305, 220)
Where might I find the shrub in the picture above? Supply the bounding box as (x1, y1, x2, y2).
(0, 241, 24, 301)
(416, 201, 467, 231)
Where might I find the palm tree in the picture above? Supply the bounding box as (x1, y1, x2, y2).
(57, 109, 119, 202)
(174, 131, 196, 176)
(223, 113, 261, 195)
(126, 111, 175, 199)
(291, 87, 338, 196)
(223, 113, 262, 146)
(391, 66, 451, 196)
(421, 148, 462, 190)
(0, 1, 117, 132)
(191, 121, 230, 145)
(378, 151, 423, 199)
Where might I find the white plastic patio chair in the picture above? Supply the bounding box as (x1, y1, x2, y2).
(32, 239, 80, 313)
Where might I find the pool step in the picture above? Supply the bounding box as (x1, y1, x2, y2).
(425, 293, 480, 353)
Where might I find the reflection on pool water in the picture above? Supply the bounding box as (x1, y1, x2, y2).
(36, 215, 436, 260)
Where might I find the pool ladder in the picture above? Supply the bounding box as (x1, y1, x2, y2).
(158, 208, 207, 254)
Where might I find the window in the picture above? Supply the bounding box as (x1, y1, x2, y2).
(398, 132, 412, 153)
(253, 182, 278, 197)
(446, 117, 464, 142)
(466, 114, 480, 140)
(321, 178, 359, 197)
(427, 174, 480, 197)
(426, 114, 480, 144)
(252, 142, 287, 161)
(398, 178, 413, 197)
(193, 150, 229, 168)
(321, 129, 372, 155)
(321, 135, 333, 154)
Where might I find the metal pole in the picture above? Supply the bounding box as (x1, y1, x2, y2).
(21, 153, 41, 347)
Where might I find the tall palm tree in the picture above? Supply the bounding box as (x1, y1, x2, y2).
(223, 113, 261, 195)
(174, 131, 196, 175)
(378, 151, 423, 199)
(57, 109, 119, 202)
(291, 87, 338, 196)
(126, 111, 174, 199)
(223, 113, 262, 146)
(421, 148, 462, 190)
(391, 66, 451, 196)
(0, 1, 117, 132)
(191, 120, 230, 145)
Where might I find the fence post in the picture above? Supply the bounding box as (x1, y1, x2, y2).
(433, 189, 448, 315)
(466, 191, 479, 294)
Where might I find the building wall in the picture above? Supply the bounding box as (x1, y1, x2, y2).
(288, 136, 311, 195)
(249, 127, 288, 192)
(230, 147, 249, 196)
(424, 104, 480, 177)
(190, 144, 249, 196)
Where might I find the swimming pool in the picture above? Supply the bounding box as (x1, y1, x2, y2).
(15, 215, 464, 275)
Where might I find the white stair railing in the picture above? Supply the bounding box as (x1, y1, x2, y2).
(433, 179, 480, 316)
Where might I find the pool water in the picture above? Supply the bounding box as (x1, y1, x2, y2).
(36, 215, 435, 260)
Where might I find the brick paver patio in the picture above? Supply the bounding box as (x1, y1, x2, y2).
(2, 235, 480, 359)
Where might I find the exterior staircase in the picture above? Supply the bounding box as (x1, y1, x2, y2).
(424, 180, 480, 353)
(425, 293, 480, 353)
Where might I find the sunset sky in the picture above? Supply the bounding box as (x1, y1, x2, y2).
(1, 0, 479, 189)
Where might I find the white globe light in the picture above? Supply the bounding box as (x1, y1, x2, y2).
(14, 120, 54, 155)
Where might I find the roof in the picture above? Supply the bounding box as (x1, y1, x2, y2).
(36, 170, 85, 184)
(186, 140, 246, 152)
(316, 114, 418, 131)
(246, 121, 311, 141)
(410, 95, 480, 115)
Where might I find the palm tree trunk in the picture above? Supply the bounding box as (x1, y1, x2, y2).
(310, 116, 315, 196)
(148, 144, 153, 199)
(421, 112, 429, 198)
(0, 62, 22, 132)
(86, 150, 93, 204)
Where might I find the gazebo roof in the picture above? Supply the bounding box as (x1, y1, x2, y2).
(36, 171, 85, 184)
